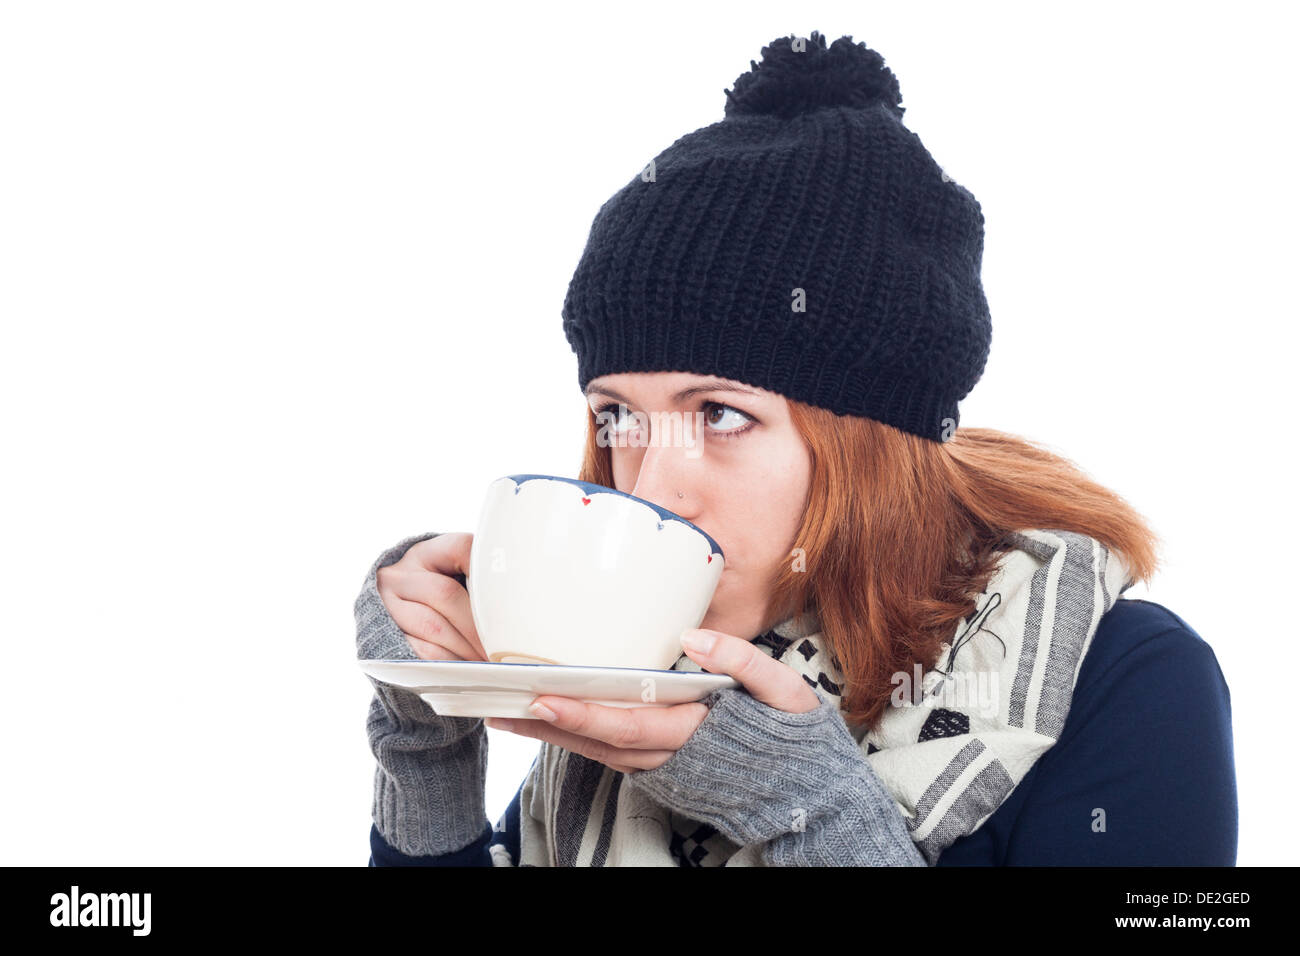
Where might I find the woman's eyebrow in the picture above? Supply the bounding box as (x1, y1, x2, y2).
(585, 381, 761, 404)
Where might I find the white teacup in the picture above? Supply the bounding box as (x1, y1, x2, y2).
(466, 474, 725, 670)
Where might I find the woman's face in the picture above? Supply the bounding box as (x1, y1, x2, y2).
(584, 371, 811, 642)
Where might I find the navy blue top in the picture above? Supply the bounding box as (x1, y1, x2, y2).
(368, 598, 1238, 866)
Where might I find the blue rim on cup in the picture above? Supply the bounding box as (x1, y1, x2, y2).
(503, 474, 724, 557)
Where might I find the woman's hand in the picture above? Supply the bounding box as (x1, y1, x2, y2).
(483, 627, 823, 773)
(376, 532, 488, 661)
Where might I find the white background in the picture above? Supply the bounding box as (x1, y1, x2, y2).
(2, 0, 1293, 865)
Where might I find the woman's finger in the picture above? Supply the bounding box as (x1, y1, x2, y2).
(382, 567, 487, 660)
(404, 634, 457, 661)
(387, 535, 487, 658)
(528, 696, 709, 753)
(680, 628, 822, 713)
(388, 596, 483, 661)
(487, 717, 681, 771)
(406, 532, 474, 578)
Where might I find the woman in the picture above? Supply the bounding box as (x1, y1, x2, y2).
(358, 31, 1237, 866)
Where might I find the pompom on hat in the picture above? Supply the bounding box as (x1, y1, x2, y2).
(560, 31, 991, 443)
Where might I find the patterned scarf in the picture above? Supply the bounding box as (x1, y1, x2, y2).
(495, 528, 1133, 866)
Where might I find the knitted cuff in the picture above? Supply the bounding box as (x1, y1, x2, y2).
(357, 531, 490, 857)
(356, 531, 444, 662)
(624, 686, 927, 866)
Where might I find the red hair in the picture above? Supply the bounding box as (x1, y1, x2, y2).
(577, 404, 1161, 733)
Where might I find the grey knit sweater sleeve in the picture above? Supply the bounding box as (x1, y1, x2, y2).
(356, 531, 491, 857)
(624, 685, 929, 866)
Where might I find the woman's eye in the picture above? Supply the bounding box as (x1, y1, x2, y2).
(702, 402, 754, 437)
(597, 403, 636, 432)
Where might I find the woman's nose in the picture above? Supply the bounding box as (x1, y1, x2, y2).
(629, 438, 699, 512)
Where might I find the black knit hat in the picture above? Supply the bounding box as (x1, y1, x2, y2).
(561, 31, 992, 443)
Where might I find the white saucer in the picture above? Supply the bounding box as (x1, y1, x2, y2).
(358, 659, 739, 719)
